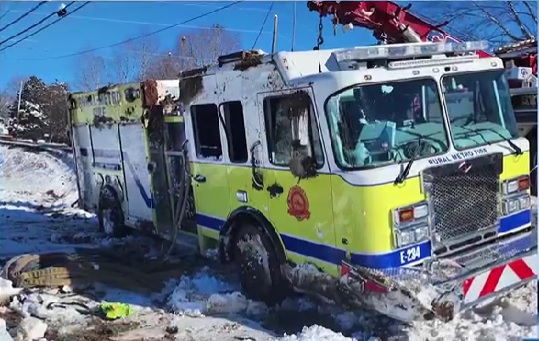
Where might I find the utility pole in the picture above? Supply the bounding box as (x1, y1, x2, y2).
(15, 80, 23, 140)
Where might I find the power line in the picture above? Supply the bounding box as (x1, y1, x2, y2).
(16, 1, 243, 61)
(7, 8, 273, 35)
(0, 2, 76, 47)
(0, 1, 47, 33)
(251, 2, 274, 49)
(0, 2, 89, 52)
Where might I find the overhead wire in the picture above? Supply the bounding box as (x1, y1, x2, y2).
(251, 1, 274, 49)
(0, 2, 76, 47)
(12, 1, 243, 61)
(0, 2, 89, 52)
(0, 10, 11, 23)
(0, 1, 47, 33)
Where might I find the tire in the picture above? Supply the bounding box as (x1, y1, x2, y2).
(233, 223, 289, 305)
(97, 187, 128, 238)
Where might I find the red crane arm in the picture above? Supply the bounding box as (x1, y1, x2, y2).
(306, 1, 491, 58)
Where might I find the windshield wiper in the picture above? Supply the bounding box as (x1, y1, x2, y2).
(484, 128, 522, 155)
(394, 157, 415, 185)
(394, 140, 422, 185)
(456, 127, 522, 155)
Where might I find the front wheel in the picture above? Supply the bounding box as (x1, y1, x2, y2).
(233, 223, 289, 305)
(97, 187, 128, 238)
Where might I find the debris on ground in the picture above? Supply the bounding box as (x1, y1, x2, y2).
(14, 316, 48, 341)
(99, 302, 134, 320)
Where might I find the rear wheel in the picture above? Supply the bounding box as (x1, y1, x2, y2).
(97, 187, 128, 238)
(233, 223, 289, 305)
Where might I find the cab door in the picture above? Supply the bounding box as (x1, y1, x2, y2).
(185, 99, 231, 236)
(258, 89, 338, 275)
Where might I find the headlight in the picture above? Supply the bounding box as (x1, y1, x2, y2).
(502, 194, 531, 215)
(502, 175, 530, 195)
(396, 226, 429, 248)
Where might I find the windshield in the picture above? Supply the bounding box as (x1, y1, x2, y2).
(442, 70, 519, 150)
(325, 78, 449, 169)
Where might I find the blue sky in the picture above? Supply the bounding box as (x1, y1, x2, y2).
(0, 1, 375, 91)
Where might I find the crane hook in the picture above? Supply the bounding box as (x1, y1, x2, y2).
(313, 15, 324, 50)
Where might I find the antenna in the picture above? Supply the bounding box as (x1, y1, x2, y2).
(272, 14, 278, 53)
(291, 2, 296, 51)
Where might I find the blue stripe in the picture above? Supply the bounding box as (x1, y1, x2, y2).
(498, 209, 531, 233)
(196, 214, 224, 231)
(350, 241, 431, 268)
(280, 234, 346, 264)
(195, 210, 531, 270)
(122, 154, 154, 209)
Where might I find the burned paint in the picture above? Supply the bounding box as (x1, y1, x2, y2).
(180, 66, 208, 78)
(179, 76, 204, 104)
(69, 83, 142, 125)
(146, 106, 165, 146)
(93, 115, 114, 128)
(233, 51, 263, 71)
(142, 80, 159, 107)
(266, 183, 284, 198)
(283, 90, 310, 119)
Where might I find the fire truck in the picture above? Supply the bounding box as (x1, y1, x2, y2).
(68, 3, 537, 324)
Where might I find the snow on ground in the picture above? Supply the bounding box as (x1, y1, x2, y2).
(0, 144, 537, 341)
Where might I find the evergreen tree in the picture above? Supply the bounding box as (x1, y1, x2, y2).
(8, 76, 50, 141)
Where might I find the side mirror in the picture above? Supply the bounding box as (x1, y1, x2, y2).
(288, 140, 317, 179)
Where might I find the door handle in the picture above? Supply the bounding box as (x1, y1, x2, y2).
(194, 174, 206, 183)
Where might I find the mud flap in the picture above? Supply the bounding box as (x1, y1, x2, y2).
(339, 263, 460, 323)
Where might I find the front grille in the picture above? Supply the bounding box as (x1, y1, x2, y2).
(427, 156, 501, 249)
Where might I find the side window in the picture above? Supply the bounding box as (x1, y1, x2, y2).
(263, 92, 324, 167)
(221, 101, 248, 163)
(191, 104, 222, 160)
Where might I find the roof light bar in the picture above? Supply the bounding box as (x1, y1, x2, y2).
(333, 41, 489, 63)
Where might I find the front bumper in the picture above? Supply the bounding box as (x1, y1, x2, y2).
(340, 230, 537, 322)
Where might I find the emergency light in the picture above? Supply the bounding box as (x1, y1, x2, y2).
(332, 40, 489, 63)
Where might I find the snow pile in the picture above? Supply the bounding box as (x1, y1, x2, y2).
(0, 278, 22, 304)
(0, 318, 14, 341)
(0, 145, 77, 206)
(279, 325, 359, 341)
(167, 267, 268, 318)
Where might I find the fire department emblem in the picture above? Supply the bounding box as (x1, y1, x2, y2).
(287, 186, 310, 221)
(458, 161, 472, 174)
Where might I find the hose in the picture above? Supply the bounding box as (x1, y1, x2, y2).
(161, 146, 191, 262)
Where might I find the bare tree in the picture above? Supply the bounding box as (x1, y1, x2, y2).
(179, 24, 242, 69)
(146, 53, 182, 80)
(109, 36, 160, 83)
(73, 52, 110, 91)
(73, 24, 242, 87)
(412, 1, 537, 45)
(145, 25, 241, 80)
